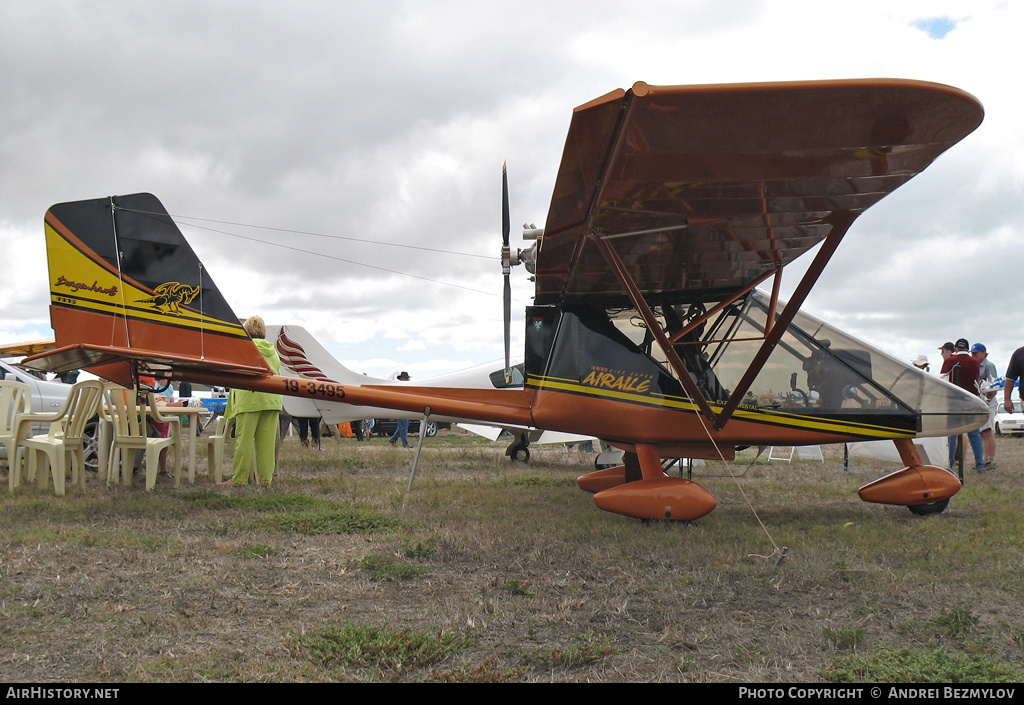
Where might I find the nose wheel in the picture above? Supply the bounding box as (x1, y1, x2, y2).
(907, 498, 949, 516)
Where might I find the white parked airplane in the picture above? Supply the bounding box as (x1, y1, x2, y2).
(267, 324, 590, 460)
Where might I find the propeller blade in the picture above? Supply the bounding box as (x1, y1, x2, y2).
(503, 275, 512, 382)
(502, 162, 512, 382)
(502, 162, 510, 247)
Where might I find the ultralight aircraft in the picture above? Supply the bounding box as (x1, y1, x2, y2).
(25, 79, 989, 521)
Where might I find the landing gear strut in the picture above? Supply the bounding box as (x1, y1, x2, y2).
(505, 432, 530, 463)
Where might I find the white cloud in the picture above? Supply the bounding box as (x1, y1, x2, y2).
(397, 339, 426, 352)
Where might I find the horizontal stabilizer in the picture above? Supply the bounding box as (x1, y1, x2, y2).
(23, 342, 271, 388)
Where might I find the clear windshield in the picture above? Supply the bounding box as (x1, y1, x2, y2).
(704, 291, 988, 436)
(607, 290, 988, 437)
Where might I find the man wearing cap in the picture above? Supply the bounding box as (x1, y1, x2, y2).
(972, 343, 998, 469)
(940, 339, 984, 470)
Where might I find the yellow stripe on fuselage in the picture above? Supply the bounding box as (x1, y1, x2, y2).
(528, 374, 915, 439)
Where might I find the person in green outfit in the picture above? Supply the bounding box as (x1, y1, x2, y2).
(218, 315, 282, 488)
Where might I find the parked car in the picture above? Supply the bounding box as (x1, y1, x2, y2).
(1, 360, 100, 471)
(994, 401, 1024, 435)
(370, 418, 451, 438)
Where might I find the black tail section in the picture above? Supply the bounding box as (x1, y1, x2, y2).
(29, 193, 268, 386)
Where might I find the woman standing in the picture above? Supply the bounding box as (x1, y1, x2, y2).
(218, 316, 282, 487)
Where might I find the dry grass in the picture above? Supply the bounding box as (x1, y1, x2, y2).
(2, 427, 1023, 682)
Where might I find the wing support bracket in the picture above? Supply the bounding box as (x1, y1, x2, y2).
(592, 233, 719, 424)
(668, 267, 778, 344)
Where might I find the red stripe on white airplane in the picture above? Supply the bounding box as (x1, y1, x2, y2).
(276, 329, 337, 383)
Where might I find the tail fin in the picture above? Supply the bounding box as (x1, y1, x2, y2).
(270, 324, 389, 386)
(35, 193, 269, 385)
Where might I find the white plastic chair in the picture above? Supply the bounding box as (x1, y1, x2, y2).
(13, 380, 103, 496)
(2, 380, 32, 493)
(203, 415, 231, 483)
(147, 394, 182, 487)
(104, 385, 180, 491)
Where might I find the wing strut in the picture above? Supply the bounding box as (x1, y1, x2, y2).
(765, 262, 783, 337)
(713, 212, 856, 430)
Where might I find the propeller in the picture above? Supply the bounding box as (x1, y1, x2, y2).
(502, 162, 512, 383)
(500, 164, 541, 384)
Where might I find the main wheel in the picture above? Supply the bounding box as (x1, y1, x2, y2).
(424, 421, 438, 437)
(509, 445, 530, 462)
(907, 498, 950, 516)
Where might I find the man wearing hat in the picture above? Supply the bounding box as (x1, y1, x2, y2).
(940, 339, 984, 470)
(389, 372, 412, 447)
(972, 343, 998, 469)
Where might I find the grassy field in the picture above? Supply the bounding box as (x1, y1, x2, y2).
(2, 427, 1023, 682)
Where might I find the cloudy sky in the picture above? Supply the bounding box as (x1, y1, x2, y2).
(1, 0, 1021, 380)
